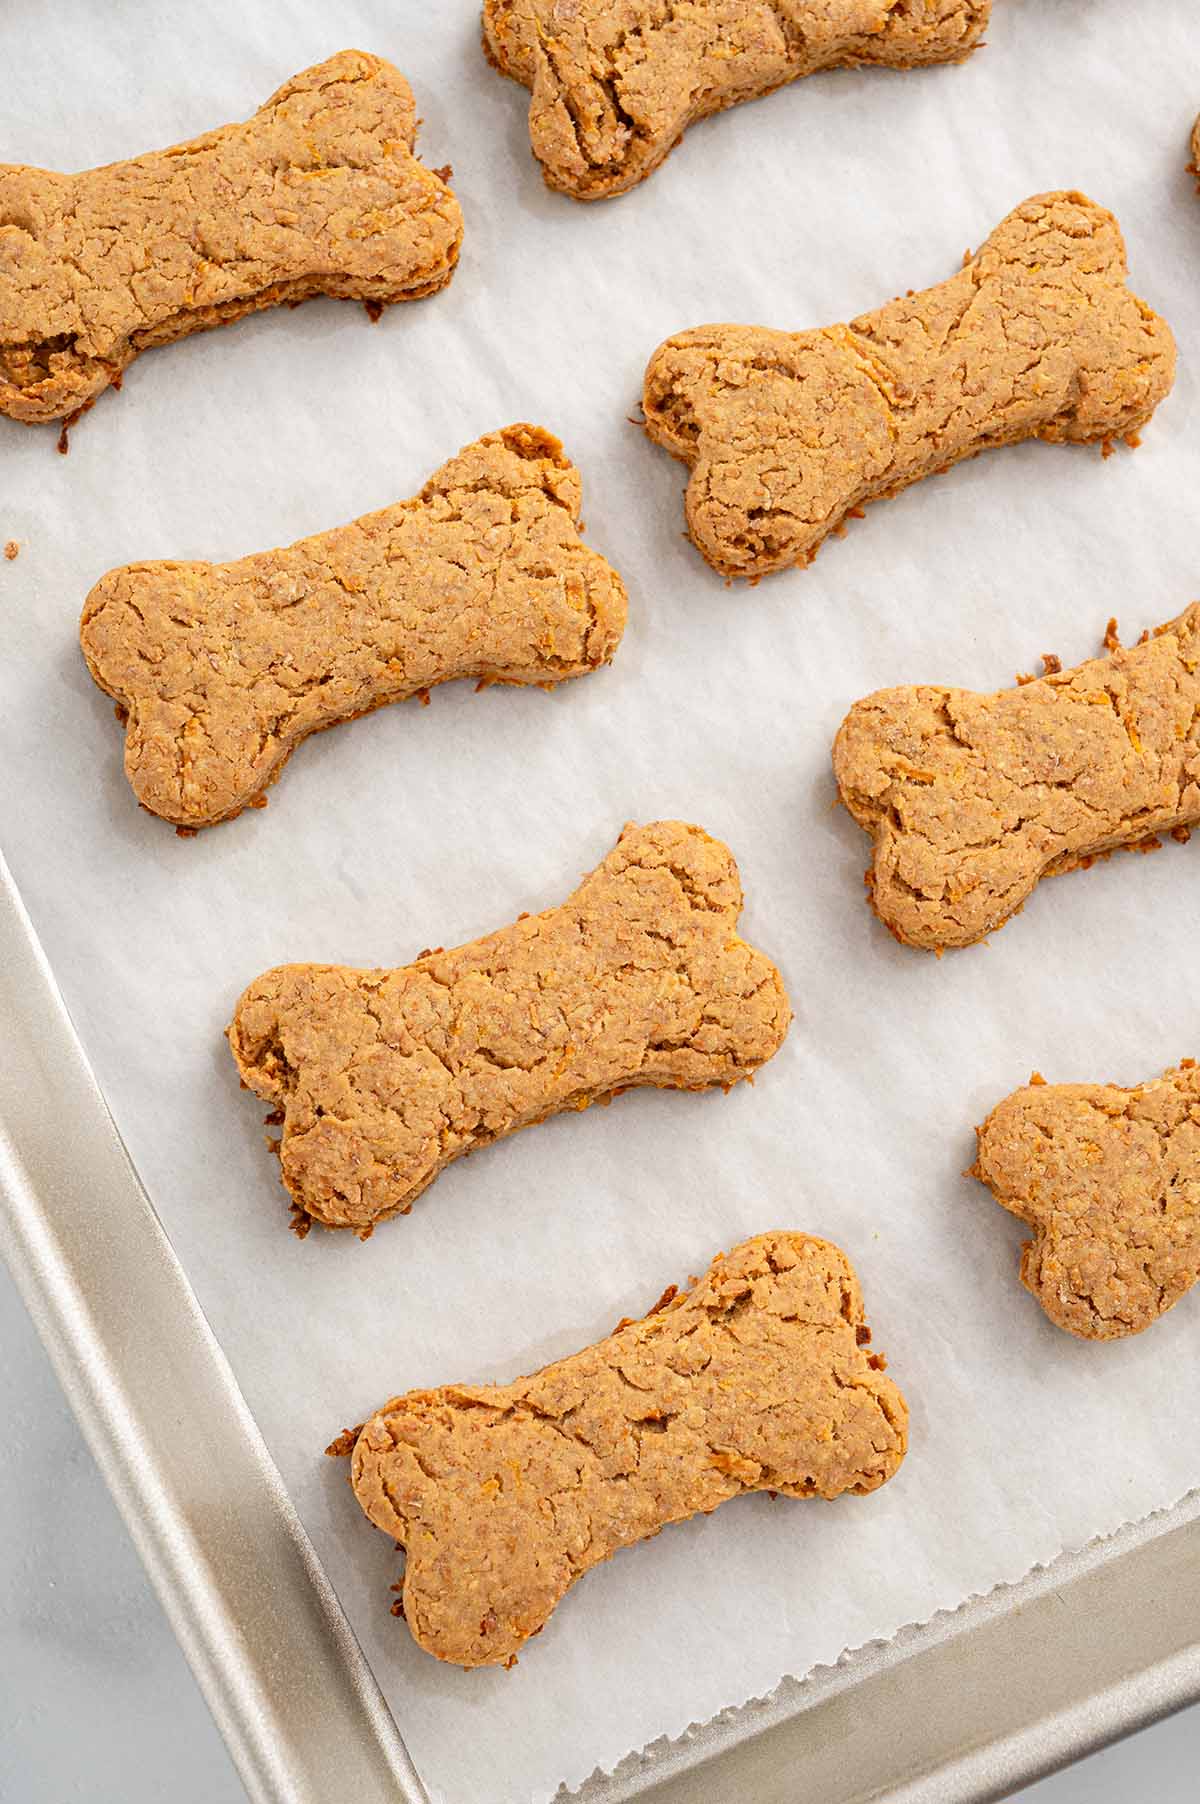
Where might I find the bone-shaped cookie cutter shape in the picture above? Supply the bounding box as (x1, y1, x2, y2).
(81, 426, 627, 829)
(229, 821, 791, 1235)
(643, 192, 1175, 578)
(0, 51, 462, 426)
(975, 1063, 1200, 1340)
(834, 604, 1200, 952)
(483, 0, 989, 201)
(335, 1230, 906, 1666)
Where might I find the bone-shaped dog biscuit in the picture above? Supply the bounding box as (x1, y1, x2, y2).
(0, 51, 462, 425)
(975, 1064, 1200, 1340)
(229, 821, 791, 1234)
(337, 1230, 906, 1666)
(643, 192, 1175, 578)
(81, 427, 627, 829)
(483, 0, 989, 202)
(834, 604, 1200, 952)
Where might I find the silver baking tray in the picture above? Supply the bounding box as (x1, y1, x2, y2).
(3, 847, 1198, 1804)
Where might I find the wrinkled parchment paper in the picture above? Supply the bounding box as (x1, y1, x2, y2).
(2, 3, 1199, 1798)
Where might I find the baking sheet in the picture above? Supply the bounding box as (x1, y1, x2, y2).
(1, 2, 1198, 1800)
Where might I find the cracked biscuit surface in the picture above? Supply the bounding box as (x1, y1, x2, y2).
(337, 1230, 907, 1666)
(833, 604, 1200, 952)
(0, 50, 462, 425)
(643, 192, 1175, 578)
(976, 1064, 1200, 1340)
(229, 821, 791, 1234)
(81, 426, 627, 829)
(483, 0, 989, 201)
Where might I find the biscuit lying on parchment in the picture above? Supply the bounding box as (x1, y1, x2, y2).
(229, 821, 790, 1235)
(643, 192, 1175, 579)
(0, 51, 462, 426)
(975, 1064, 1200, 1340)
(81, 427, 627, 830)
(334, 1231, 906, 1666)
(834, 604, 1200, 952)
(482, 0, 989, 202)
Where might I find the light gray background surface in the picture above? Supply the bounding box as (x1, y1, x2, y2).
(0, 1257, 1194, 1804)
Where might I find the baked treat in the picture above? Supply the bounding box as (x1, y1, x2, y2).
(482, 0, 989, 201)
(334, 1231, 907, 1666)
(833, 604, 1200, 952)
(643, 192, 1175, 578)
(81, 426, 627, 829)
(975, 1063, 1200, 1340)
(0, 51, 462, 426)
(229, 821, 791, 1235)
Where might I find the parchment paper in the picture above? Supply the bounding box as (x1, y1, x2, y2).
(3, 3, 1199, 1799)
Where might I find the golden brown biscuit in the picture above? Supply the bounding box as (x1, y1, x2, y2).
(483, 0, 989, 201)
(229, 821, 791, 1236)
(335, 1230, 907, 1666)
(643, 192, 1175, 579)
(834, 604, 1200, 952)
(975, 1064, 1200, 1340)
(81, 426, 627, 830)
(0, 51, 462, 426)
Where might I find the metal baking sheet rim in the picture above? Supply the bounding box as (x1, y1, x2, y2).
(1, 846, 1197, 1804)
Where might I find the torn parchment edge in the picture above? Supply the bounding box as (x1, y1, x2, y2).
(561, 1483, 1200, 1801)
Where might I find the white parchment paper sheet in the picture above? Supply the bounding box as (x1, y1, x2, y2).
(2, 3, 1199, 1798)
